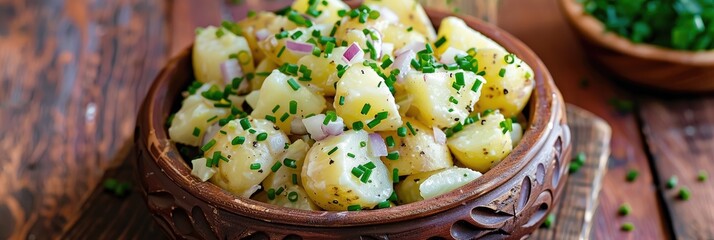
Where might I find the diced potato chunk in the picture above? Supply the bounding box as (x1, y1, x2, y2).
(208, 118, 289, 198)
(335, 65, 402, 132)
(435, 17, 506, 56)
(295, 47, 349, 96)
(251, 70, 326, 134)
(447, 112, 513, 172)
(262, 140, 310, 190)
(291, 0, 350, 24)
(396, 167, 482, 204)
(302, 130, 392, 210)
(251, 58, 278, 90)
(238, 12, 298, 62)
(379, 118, 453, 177)
(364, 0, 437, 41)
(472, 49, 535, 117)
(168, 84, 230, 146)
(194, 26, 254, 86)
(404, 70, 484, 129)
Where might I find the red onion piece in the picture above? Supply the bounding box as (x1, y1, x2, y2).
(220, 59, 243, 85)
(342, 42, 364, 63)
(255, 28, 270, 41)
(439, 47, 468, 65)
(433, 126, 446, 144)
(393, 50, 416, 83)
(368, 133, 388, 157)
(321, 116, 344, 136)
(395, 41, 426, 57)
(302, 115, 328, 141)
(286, 40, 314, 54)
(291, 117, 308, 135)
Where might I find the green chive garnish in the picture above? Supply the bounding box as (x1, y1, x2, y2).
(338, 96, 345, 105)
(386, 136, 395, 147)
(352, 121, 364, 130)
(249, 163, 261, 170)
(289, 100, 298, 114)
(276, 187, 284, 195)
(386, 151, 399, 160)
(360, 169, 372, 183)
(192, 127, 201, 137)
(347, 153, 356, 158)
(277, 46, 286, 58)
(265, 115, 276, 123)
(284, 158, 297, 168)
(364, 162, 376, 169)
(287, 78, 301, 91)
(406, 122, 417, 135)
(272, 105, 281, 113)
(347, 205, 361, 211)
(434, 36, 446, 48)
(360, 141, 367, 147)
(201, 139, 216, 152)
(351, 167, 364, 178)
(393, 168, 399, 183)
(292, 173, 298, 184)
(267, 188, 276, 200)
(397, 127, 407, 137)
(666, 176, 678, 189)
(231, 136, 245, 145)
(288, 191, 299, 202)
(542, 213, 555, 229)
(626, 169, 639, 182)
(361, 103, 371, 115)
(377, 201, 391, 209)
(621, 222, 634, 232)
(381, 58, 393, 69)
(367, 118, 381, 129)
(240, 118, 251, 130)
(698, 170, 708, 182)
(679, 187, 691, 200)
(256, 132, 268, 141)
(618, 203, 631, 216)
(328, 146, 338, 155)
(271, 161, 282, 172)
(498, 68, 506, 77)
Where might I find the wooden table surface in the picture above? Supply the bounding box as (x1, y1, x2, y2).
(1, 0, 712, 239)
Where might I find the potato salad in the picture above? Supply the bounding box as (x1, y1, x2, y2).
(168, 0, 535, 211)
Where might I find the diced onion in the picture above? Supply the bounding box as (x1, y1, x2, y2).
(393, 50, 416, 83)
(439, 47, 468, 65)
(368, 133, 387, 157)
(303, 115, 328, 141)
(291, 117, 308, 135)
(220, 59, 243, 85)
(395, 41, 426, 56)
(286, 40, 314, 54)
(255, 28, 271, 41)
(433, 126, 446, 144)
(191, 158, 216, 182)
(342, 42, 364, 63)
(321, 116, 345, 136)
(268, 134, 287, 153)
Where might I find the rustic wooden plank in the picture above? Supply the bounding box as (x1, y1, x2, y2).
(639, 98, 714, 239)
(168, 0, 223, 56)
(497, 0, 670, 239)
(0, 0, 168, 239)
(532, 104, 611, 240)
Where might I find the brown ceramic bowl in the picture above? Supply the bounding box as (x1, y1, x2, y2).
(559, 0, 714, 93)
(136, 8, 571, 240)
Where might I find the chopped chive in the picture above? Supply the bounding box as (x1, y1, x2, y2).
(542, 213, 555, 229)
(386, 151, 399, 160)
(351, 167, 364, 178)
(289, 100, 298, 114)
(626, 169, 639, 182)
(364, 162, 376, 169)
(280, 113, 290, 122)
(276, 186, 284, 195)
(292, 173, 298, 184)
(275, 31, 288, 39)
(290, 31, 303, 40)
(375, 111, 389, 120)
(338, 96, 345, 105)
(406, 26, 413, 32)
(206, 115, 218, 122)
(618, 203, 631, 216)
(201, 139, 216, 152)
(406, 122, 417, 135)
(272, 105, 281, 113)
(381, 58, 393, 69)
(698, 170, 708, 182)
(219, 130, 227, 135)
(256, 132, 268, 141)
(386, 136, 395, 147)
(277, 46, 286, 58)
(498, 68, 506, 77)
(347, 205, 361, 211)
(361, 103, 371, 115)
(192, 127, 201, 137)
(240, 118, 251, 130)
(347, 153, 356, 158)
(504, 53, 515, 64)
(328, 146, 338, 155)
(249, 129, 257, 134)
(352, 121, 364, 130)
(265, 115, 276, 123)
(393, 168, 399, 183)
(271, 161, 282, 172)
(267, 188, 276, 200)
(666, 176, 678, 189)
(249, 163, 261, 170)
(325, 42, 335, 56)
(368, 10, 380, 19)
(287, 78, 301, 91)
(621, 222, 635, 232)
(288, 191, 299, 202)
(283, 158, 297, 168)
(360, 169, 372, 183)
(679, 187, 691, 200)
(366, 118, 381, 129)
(231, 136, 245, 145)
(359, 141, 367, 148)
(377, 201, 391, 209)
(434, 36, 447, 48)
(455, 72, 465, 85)
(397, 127, 407, 137)
(499, 118, 513, 134)
(312, 46, 321, 57)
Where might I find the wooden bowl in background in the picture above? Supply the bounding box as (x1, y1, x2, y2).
(135, 8, 571, 239)
(559, 0, 714, 93)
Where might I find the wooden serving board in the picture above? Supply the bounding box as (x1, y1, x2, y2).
(60, 104, 611, 239)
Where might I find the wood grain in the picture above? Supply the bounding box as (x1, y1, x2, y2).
(533, 104, 611, 240)
(639, 98, 714, 239)
(497, 0, 670, 239)
(0, 0, 167, 239)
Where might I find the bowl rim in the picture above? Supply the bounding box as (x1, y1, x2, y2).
(139, 7, 559, 227)
(558, 0, 714, 66)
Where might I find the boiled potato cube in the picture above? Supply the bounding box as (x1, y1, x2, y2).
(168, 84, 230, 146)
(379, 118, 453, 177)
(434, 17, 506, 56)
(364, 0, 437, 41)
(396, 167, 482, 204)
(251, 70, 326, 134)
(291, 0, 350, 25)
(194, 26, 254, 86)
(251, 58, 278, 91)
(447, 112, 513, 172)
(302, 130, 392, 210)
(335, 65, 402, 132)
(472, 49, 535, 117)
(207, 118, 289, 198)
(262, 139, 310, 190)
(295, 46, 350, 96)
(404, 70, 485, 129)
(382, 23, 429, 51)
(238, 12, 298, 63)
(252, 185, 322, 210)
